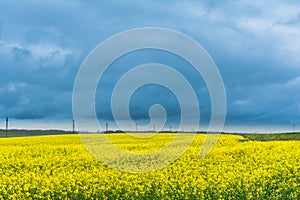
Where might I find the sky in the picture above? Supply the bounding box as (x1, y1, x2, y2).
(0, 0, 300, 132)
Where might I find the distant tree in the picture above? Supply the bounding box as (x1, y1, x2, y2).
(115, 130, 125, 133)
(104, 130, 114, 134)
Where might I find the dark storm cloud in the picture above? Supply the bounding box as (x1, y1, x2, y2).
(0, 0, 300, 130)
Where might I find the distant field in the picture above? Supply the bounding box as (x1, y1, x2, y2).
(0, 129, 73, 138)
(240, 132, 300, 141)
(0, 133, 299, 199)
(1, 129, 300, 141)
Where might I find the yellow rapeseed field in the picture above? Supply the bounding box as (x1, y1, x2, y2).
(0, 134, 299, 199)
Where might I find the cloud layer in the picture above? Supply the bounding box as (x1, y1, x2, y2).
(0, 0, 300, 131)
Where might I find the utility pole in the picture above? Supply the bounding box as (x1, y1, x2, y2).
(293, 124, 295, 132)
(72, 120, 75, 133)
(5, 117, 8, 138)
(170, 126, 172, 132)
(136, 123, 138, 132)
(106, 122, 108, 131)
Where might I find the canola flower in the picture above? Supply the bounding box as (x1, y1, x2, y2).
(0, 134, 299, 199)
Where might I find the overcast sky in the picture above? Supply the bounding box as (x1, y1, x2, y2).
(0, 0, 300, 132)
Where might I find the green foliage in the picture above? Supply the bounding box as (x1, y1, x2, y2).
(240, 132, 300, 141)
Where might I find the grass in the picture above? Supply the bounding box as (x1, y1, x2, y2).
(240, 132, 300, 141)
(0, 129, 73, 138)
